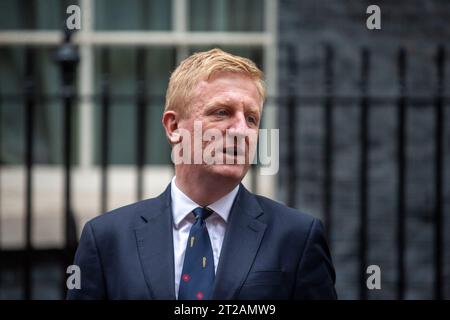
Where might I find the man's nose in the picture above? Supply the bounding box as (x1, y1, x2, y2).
(229, 112, 249, 133)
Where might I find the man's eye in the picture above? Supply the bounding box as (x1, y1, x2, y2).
(215, 109, 228, 116)
(247, 115, 257, 124)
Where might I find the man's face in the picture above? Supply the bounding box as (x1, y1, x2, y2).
(177, 72, 262, 182)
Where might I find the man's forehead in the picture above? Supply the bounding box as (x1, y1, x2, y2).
(193, 75, 262, 106)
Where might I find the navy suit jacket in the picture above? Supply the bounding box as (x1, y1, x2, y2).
(67, 183, 337, 299)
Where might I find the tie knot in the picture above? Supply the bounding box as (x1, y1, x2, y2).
(193, 207, 213, 221)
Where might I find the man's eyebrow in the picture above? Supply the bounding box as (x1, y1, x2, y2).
(204, 101, 229, 109)
(205, 99, 260, 110)
(247, 104, 260, 112)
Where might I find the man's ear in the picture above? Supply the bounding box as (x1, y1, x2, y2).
(162, 110, 181, 145)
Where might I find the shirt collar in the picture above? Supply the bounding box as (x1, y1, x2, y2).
(170, 176, 239, 229)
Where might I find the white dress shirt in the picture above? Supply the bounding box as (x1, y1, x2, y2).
(170, 176, 239, 299)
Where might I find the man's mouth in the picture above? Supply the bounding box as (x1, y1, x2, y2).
(223, 147, 245, 157)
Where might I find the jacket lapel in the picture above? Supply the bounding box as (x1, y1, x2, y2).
(212, 184, 267, 299)
(135, 185, 176, 300)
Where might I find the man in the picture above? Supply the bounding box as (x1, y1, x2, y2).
(67, 49, 337, 300)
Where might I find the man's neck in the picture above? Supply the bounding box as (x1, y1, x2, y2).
(174, 171, 240, 207)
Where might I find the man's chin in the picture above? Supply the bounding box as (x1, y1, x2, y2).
(205, 163, 249, 181)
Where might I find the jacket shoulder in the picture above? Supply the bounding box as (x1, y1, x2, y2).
(85, 195, 164, 233)
(253, 193, 319, 228)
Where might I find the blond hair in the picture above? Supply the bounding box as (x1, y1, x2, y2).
(165, 48, 265, 118)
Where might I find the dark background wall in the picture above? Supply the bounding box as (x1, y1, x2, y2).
(278, 0, 450, 299)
